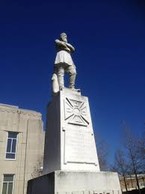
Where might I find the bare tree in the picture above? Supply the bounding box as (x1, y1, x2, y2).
(137, 132, 145, 173)
(123, 127, 142, 193)
(112, 123, 145, 192)
(97, 139, 109, 171)
(111, 149, 129, 192)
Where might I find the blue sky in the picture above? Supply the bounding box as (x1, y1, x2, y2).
(0, 0, 145, 162)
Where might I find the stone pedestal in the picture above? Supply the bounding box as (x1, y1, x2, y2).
(27, 89, 121, 194)
(43, 89, 100, 174)
(27, 171, 121, 194)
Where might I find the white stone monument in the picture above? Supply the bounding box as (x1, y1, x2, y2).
(43, 89, 100, 174)
(27, 33, 121, 194)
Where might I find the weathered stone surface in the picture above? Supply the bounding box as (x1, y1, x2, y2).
(43, 89, 100, 174)
(27, 89, 121, 194)
(27, 171, 121, 194)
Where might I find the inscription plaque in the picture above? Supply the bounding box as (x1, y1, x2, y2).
(64, 128, 97, 165)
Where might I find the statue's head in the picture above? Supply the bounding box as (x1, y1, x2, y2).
(60, 32, 67, 42)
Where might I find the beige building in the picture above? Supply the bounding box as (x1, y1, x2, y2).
(0, 103, 44, 194)
(120, 174, 145, 192)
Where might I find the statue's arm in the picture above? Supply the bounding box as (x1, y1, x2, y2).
(65, 43, 75, 52)
(55, 39, 66, 46)
(55, 39, 70, 51)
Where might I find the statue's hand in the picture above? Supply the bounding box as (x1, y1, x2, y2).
(55, 39, 71, 51)
(66, 43, 75, 52)
(64, 47, 71, 52)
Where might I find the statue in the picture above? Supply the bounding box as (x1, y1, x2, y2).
(53, 33, 77, 92)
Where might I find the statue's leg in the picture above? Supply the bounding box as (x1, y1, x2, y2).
(57, 65, 65, 90)
(68, 65, 77, 89)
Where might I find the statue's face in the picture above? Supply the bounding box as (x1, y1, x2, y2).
(60, 33, 67, 42)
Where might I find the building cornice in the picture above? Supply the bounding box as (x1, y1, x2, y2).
(0, 103, 41, 119)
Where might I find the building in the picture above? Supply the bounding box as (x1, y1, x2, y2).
(120, 174, 145, 192)
(0, 103, 45, 194)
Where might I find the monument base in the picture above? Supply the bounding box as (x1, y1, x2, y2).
(27, 170, 121, 194)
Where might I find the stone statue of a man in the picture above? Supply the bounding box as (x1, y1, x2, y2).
(54, 32, 77, 90)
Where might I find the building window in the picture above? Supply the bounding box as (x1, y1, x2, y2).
(2, 174, 14, 194)
(6, 132, 18, 159)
